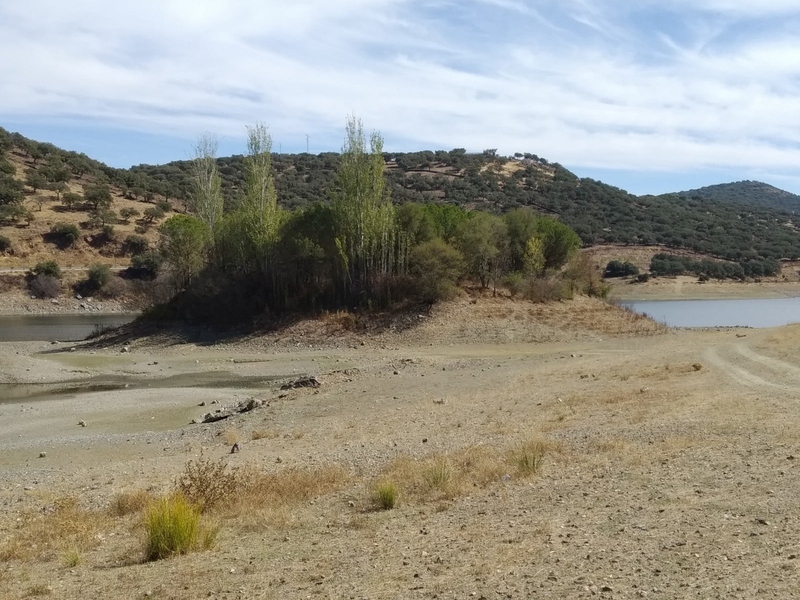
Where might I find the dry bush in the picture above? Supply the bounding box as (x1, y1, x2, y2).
(0, 497, 108, 563)
(98, 276, 129, 299)
(250, 428, 278, 441)
(175, 458, 348, 520)
(525, 277, 565, 303)
(220, 428, 241, 445)
(110, 490, 154, 517)
(28, 274, 61, 299)
(512, 438, 549, 476)
(176, 458, 240, 513)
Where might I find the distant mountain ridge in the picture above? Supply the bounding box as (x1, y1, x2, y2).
(674, 181, 800, 213)
(4, 125, 800, 263)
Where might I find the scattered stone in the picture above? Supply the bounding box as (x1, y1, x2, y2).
(736, 333, 747, 338)
(230, 443, 240, 454)
(692, 363, 703, 371)
(433, 399, 446, 405)
(39, 452, 47, 458)
(281, 375, 322, 390)
(276, 456, 283, 463)
(121, 346, 130, 353)
(51, 299, 59, 304)
(198, 401, 206, 407)
(640, 387, 650, 393)
(78, 420, 86, 427)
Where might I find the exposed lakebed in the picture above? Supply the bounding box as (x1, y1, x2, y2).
(0, 313, 138, 342)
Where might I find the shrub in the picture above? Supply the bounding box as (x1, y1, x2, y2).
(143, 206, 165, 223)
(144, 495, 215, 561)
(99, 276, 128, 299)
(86, 264, 112, 292)
(525, 277, 565, 303)
(61, 192, 83, 211)
(410, 239, 465, 302)
(29, 274, 61, 298)
(49, 222, 80, 247)
(504, 271, 526, 297)
(123, 234, 149, 255)
(156, 200, 171, 213)
(372, 481, 399, 510)
(604, 260, 640, 278)
(32, 260, 61, 279)
(0, 235, 10, 252)
(635, 273, 650, 283)
(128, 250, 163, 279)
(176, 458, 240, 513)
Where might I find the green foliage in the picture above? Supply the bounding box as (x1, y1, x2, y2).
(90, 206, 116, 227)
(647, 253, 779, 280)
(410, 239, 465, 301)
(535, 216, 581, 270)
(455, 212, 508, 288)
(143, 206, 165, 223)
(604, 260, 640, 278)
(160, 215, 209, 289)
(330, 117, 396, 304)
(84, 183, 113, 211)
(32, 260, 62, 279)
(119, 207, 140, 222)
(86, 264, 112, 292)
(123, 234, 149, 255)
(25, 168, 47, 193)
(0, 203, 27, 225)
(189, 134, 223, 232)
(129, 250, 163, 279)
(372, 481, 399, 510)
(0, 234, 10, 252)
(48, 223, 80, 248)
(144, 495, 215, 561)
(678, 181, 800, 212)
(61, 192, 83, 211)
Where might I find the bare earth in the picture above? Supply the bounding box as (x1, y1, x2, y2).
(2, 296, 800, 599)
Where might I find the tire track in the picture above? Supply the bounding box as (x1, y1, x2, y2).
(703, 347, 779, 389)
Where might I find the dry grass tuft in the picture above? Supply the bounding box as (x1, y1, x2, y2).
(176, 458, 240, 513)
(512, 438, 549, 476)
(250, 428, 278, 441)
(0, 497, 108, 563)
(221, 429, 241, 445)
(110, 489, 154, 517)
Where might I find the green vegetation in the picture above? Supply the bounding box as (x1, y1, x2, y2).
(0, 234, 10, 252)
(32, 260, 61, 279)
(48, 222, 80, 248)
(649, 253, 780, 280)
(604, 260, 640, 278)
(372, 481, 399, 510)
(85, 264, 112, 292)
(678, 181, 800, 213)
(143, 495, 215, 561)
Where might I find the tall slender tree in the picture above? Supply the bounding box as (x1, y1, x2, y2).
(330, 117, 395, 304)
(189, 134, 223, 233)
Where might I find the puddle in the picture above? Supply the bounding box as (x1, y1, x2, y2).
(0, 371, 288, 404)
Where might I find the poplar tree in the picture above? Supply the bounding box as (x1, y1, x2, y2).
(189, 134, 223, 233)
(331, 117, 395, 303)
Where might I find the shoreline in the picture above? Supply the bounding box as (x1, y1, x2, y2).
(608, 276, 800, 301)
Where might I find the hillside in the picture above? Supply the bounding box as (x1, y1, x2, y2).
(4, 126, 800, 266)
(675, 180, 800, 213)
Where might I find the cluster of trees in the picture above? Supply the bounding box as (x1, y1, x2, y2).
(603, 260, 640, 278)
(649, 253, 781, 280)
(156, 119, 589, 321)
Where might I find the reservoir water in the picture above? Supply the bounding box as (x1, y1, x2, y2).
(0, 313, 137, 342)
(623, 297, 800, 328)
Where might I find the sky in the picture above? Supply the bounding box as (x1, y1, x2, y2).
(2, 0, 800, 195)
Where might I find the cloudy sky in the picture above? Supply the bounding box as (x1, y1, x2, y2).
(2, 0, 800, 194)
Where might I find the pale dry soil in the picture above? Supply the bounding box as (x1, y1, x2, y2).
(1, 298, 800, 599)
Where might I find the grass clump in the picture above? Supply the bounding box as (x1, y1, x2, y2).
(62, 547, 82, 568)
(513, 438, 549, 476)
(422, 457, 454, 492)
(372, 481, 399, 510)
(144, 495, 216, 561)
(110, 490, 154, 517)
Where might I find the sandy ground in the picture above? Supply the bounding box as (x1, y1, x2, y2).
(609, 275, 800, 301)
(3, 297, 800, 598)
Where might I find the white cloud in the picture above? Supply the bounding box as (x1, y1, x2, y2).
(2, 0, 800, 190)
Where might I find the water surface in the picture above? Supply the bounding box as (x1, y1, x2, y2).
(624, 297, 800, 328)
(0, 313, 137, 342)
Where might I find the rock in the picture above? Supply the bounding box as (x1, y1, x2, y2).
(39, 452, 47, 458)
(281, 376, 322, 390)
(78, 420, 86, 427)
(121, 346, 130, 353)
(640, 387, 650, 393)
(198, 401, 206, 407)
(433, 399, 446, 405)
(230, 443, 240, 454)
(51, 299, 59, 304)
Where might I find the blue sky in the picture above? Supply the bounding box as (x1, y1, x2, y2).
(3, 0, 800, 195)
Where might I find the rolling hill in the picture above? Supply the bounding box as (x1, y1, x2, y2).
(3, 125, 800, 266)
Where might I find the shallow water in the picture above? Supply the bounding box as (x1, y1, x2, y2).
(0, 372, 286, 404)
(0, 313, 137, 342)
(623, 297, 800, 328)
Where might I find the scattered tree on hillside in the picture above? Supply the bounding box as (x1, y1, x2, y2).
(84, 183, 113, 211)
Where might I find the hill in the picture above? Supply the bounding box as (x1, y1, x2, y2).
(3, 126, 800, 266)
(675, 180, 800, 213)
